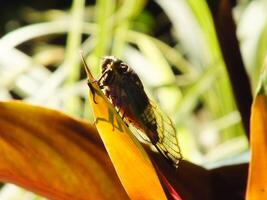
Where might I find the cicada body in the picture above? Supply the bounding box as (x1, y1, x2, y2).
(97, 56, 182, 167)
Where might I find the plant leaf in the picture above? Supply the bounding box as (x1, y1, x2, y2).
(0, 101, 128, 200)
(246, 64, 267, 199)
(84, 63, 168, 200)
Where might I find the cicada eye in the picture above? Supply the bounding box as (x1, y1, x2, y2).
(101, 57, 115, 73)
(118, 64, 128, 74)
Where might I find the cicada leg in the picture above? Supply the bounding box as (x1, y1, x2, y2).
(120, 110, 129, 127)
(121, 110, 126, 120)
(87, 81, 98, 104)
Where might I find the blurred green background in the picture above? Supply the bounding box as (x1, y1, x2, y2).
(0, 0, 266, 199)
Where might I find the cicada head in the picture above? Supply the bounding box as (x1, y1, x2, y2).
(103, 56, 131, 73)
(101, 56, 116, 74)
(99, 56, 135, 87)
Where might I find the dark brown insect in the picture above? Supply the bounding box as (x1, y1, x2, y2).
(97, 56, 182, 167)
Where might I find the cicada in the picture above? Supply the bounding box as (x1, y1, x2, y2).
(91, 56, 182, 167)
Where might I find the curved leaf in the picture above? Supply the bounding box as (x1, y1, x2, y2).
(0, 101, 128, 200)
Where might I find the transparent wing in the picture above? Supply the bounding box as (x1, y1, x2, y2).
(127, 124, 151, 143)
(149, 101, 182, 167)
(115, 97, 182, 168)
(132, 100, 182, 168)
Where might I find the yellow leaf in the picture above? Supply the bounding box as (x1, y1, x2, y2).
(0, 101, 128, 200)
(246, 65, 267, 199)
(83, 57, 167, 200)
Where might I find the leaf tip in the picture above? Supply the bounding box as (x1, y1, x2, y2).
(80, 51, 95, 81)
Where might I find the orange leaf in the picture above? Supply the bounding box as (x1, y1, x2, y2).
(83, 58, 167, 200)
(0, 101, 128, 200)
(246, 66, 267, 199)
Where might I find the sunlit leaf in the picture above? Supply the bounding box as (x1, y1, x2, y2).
(0, 101, 128, 200)
(254, 23, 267, 88)
(246, 64, 267, 199)
(83, 57, 168, 200)
(64, 0, 85, 115)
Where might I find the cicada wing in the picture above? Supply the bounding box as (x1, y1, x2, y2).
(143, 101, 182, 167)
(117, 94, 182, 167)
(127, 123, 151, 143)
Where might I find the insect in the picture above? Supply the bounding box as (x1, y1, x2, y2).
(91, 56, 182, 167)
